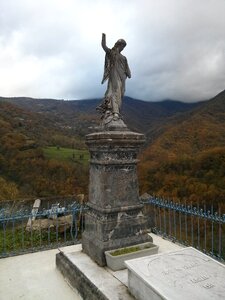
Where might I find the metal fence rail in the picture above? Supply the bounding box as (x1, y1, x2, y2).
(142, 196, 225, 262)
(1, 196, 225, 261)
(0, 202, 87, 258)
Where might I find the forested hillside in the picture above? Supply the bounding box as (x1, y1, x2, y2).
(0, 101, 88, 200)
(139, 90, 225, 207)
(0, 99, 85, 148)
(0, 91, 224, 206)
(1, 96, 202, 136)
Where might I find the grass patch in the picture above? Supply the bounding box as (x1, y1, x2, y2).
(0, 220, 81, 256)
(0, 226, 69, 254)
(43, 146, 89, 165)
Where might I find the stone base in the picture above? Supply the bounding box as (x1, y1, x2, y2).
(82, 202, 152, 266)
(101, 116, 129, 131)
(56, 244, 134, 300)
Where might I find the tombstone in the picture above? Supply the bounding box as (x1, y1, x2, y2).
(125, 247, 225, 300)
(26, 198, 41, 231)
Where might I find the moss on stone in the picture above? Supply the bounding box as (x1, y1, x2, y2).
(110, 245, 150, 256)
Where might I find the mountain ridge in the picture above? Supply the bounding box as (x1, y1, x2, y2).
(0, 95, 203, 134)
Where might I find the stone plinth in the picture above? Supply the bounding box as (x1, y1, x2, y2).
(82, 130, 152, 266)
(125, 247, 225, 300)
(56, 245, 134, 300)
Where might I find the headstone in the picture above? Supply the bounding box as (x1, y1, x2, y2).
(125, 247, 225, 300)
(26, 198, 41, 230)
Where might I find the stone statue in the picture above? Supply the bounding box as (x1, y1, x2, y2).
(97, 33, 131, 123)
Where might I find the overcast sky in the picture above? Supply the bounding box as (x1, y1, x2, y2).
(0, 0, 224, 102)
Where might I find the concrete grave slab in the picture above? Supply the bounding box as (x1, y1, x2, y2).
(125, 247, 225, 300)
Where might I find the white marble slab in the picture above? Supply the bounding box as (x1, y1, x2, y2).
(125, 247, 225, 300)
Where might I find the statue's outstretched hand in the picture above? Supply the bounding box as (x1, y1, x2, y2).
(101, 33, 108, 52)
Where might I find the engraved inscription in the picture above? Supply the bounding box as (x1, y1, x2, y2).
(160, 261, 202, 276)
(190, 275, 209, 283)
(203, 283, 215, 289)
(183, 261, 200, 269)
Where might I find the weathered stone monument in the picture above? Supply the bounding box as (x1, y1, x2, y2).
(82, 33, 151, 266)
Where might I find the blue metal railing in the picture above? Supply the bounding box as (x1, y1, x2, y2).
(1, 196, 224, 261)
(142, 196, 225, 261)
(0, 202, 87, 258)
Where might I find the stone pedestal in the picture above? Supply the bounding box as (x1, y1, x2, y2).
(82, 129, 152, 266)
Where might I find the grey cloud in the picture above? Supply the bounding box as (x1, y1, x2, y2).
(0, 0, 224, 102)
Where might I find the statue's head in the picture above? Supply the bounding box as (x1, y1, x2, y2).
(114, 39, 127, 52)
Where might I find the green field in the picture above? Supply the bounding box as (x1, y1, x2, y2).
(43, 146, 89, 164)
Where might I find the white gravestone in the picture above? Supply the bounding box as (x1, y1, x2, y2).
(26, 199, 41, 230)
(125, 247, 225, 300)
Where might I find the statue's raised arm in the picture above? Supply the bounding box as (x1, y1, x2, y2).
(101, 33, 110, 53)
(97, 33, 131, 127)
